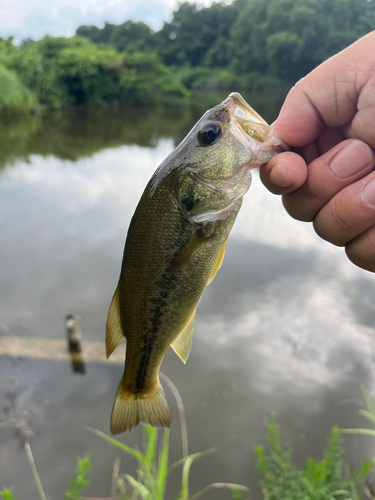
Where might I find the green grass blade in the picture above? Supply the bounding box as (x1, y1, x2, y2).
(180, 455, 194, 500)
(340, 428, 375, 437)
(189, 483, 251, 500)
(85, 426, 146, 463)
(179, 450, 216, 500)
(143, 425, 158, 475)
(361, 383, 375, 415)
(144, 425, 158, 461)
(125, 475, 151, 500)
(156, 429, 169, 500)
(357, 409, 375, 426)
(168, 449, 215, 475)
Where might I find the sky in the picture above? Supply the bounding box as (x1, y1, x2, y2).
(0, 0, 208, 41)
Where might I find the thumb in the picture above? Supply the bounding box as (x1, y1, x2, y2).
(273, 31, 375, 148)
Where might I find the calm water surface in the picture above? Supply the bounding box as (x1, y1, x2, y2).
(1, 95, 375, 499)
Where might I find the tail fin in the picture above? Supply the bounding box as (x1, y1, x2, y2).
(110, 379, 171, 434)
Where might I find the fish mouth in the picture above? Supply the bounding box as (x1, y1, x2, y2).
(225, 92, 268, 126)
(225, 92, 290, 163)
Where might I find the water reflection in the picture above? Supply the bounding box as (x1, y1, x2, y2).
(0, 90, 285, 170)
(0, 107, 191, 169)
(1, 99, 375, 499)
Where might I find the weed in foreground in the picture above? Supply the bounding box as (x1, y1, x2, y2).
(63, 453, 91, 500)
(88, 424, 249, 499)
(5, 379, 375, 499)
(255, 421, 373, 500)
(0, 487, 17, 500)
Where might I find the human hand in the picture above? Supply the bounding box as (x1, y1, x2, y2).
(260, 31, 375, 272)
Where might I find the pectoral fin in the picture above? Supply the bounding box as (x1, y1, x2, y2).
(207, 239, 227, 285)
(171, 311, 195, 363)
(106, 285, 125, 359)
(169, 227, 210, 276)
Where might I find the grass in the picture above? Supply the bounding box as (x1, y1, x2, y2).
(255, 422, 372, 500)
(87, 424, 249, 499)
(3, 383, 375, 499)
(63, 453, 91, 500)
(0, 487, 17, 500)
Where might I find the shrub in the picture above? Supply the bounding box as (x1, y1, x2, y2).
(0, 64, 38, 116)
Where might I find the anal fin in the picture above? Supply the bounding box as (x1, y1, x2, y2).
(106, 285, 125, 359)
(171, 311, 195, 364)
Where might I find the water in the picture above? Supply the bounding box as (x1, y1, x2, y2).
(1, 96, 375, 498)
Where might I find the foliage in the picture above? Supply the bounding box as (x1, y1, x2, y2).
(63, 453, 91, 500)
(77, 21, 155, 53)
(0, 63, 38, 116)
(1, 0, 375, 115)
(155, 2, 239, 67)
(0, 35, 188, 114)
(341, 385, 375, 440)
(255, 421, 373, 499)
(87, 425, 249, 499)
(76, 0, 375, 84)
(2, 415, 375, 500)
(2, 37, 91, 109)
(0, 487, 17, 500)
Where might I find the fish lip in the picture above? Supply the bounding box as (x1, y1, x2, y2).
(225, 92, 291, 161)
(225, 92, 269, 126)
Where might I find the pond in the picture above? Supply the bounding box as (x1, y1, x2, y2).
(1, 92, 375, 499)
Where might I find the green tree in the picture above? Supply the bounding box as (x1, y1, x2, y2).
(76, 21, 115, 44)
(110, 21, 155, 53)
(56, 44, 123, 105)
(156, 2, 238, 67)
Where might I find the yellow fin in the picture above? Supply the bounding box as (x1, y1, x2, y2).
(171, 311, 195, 363)
(169, 228, 210, 276)
(106, 285, 125, 359)
(207, 239, 227, 285)
(110, 379, 171, 434)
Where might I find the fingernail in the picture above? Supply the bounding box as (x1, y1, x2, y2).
(330, 140, 373, 179)
(362, 177, 375, 207)
(269, 164, 294, 188)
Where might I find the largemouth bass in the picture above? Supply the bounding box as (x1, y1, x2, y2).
(106, 93, 288, 434)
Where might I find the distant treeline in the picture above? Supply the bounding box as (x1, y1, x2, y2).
(1, 0, 375, 116)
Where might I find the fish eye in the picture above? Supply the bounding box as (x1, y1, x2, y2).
(197, 122, 222, 147)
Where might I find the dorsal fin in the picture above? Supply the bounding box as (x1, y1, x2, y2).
(207, 239, 227, 285)
(171, 311, 195, 364)
(106, 285, 125, 359)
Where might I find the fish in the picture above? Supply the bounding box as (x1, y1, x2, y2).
(106, 92, 289, 434)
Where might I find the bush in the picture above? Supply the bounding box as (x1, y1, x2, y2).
(0, 64, 38, 115)
(255, 421, 373, 499)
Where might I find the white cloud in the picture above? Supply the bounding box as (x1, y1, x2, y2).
(0, 0, 198, 40)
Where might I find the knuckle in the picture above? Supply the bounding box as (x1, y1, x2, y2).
(313, 198, 352, 246)
(330, 197, 353, 232)
(345, 229, 375, 273)
(282, 192, 312, 222)
(282, 182, 326, 223)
